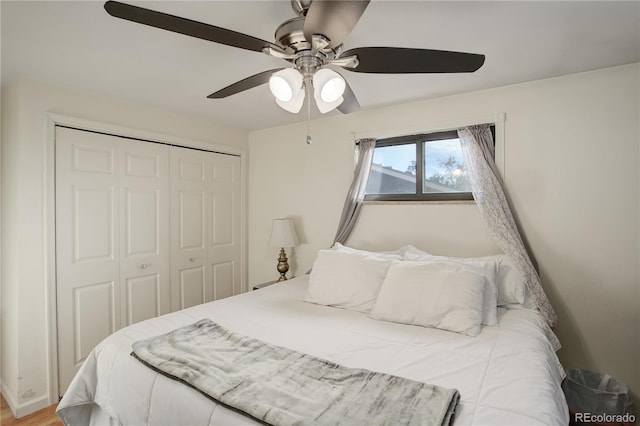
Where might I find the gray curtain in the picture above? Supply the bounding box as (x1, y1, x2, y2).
(458, 125, 557, 327)
(333, 138, 376, 244)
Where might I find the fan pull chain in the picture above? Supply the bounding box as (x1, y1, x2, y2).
(306, 77, 312, 144)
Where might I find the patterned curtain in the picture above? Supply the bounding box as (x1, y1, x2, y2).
(333, 138, 376, 244)
(458, 125, 557, 327)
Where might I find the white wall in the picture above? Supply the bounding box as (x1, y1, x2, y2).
(0, 80, 249, 417)
(248, 64, 640, 402)
(3, 63, 637, 417)
(348, 203, 500, 256)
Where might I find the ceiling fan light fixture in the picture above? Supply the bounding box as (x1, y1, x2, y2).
(276, 88, 305, 113)
(313, 68, 346, 103)
(269, 68, 303, 102)
(106, 1, 487, 119)
(313, 91, 344, 114)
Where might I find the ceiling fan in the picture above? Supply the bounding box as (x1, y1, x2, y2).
(104, 0, 485, 115)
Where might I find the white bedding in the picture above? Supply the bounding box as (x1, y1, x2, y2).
(57, 276, 569, 425)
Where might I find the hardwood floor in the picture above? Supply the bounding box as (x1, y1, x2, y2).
(1, 395, 62, 426)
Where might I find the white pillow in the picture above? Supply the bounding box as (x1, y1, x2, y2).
(332, 243, 409, 259)
(491, 255, 526, 305)
(403, 246, 526, 306)
(304, 250, 394, 313)
(403, 246, 498, 326)
(371, 261, 486, 337)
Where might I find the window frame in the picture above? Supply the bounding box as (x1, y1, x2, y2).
(364, 128, 493, 202)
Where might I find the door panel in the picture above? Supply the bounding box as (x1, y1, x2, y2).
(73, 281, 116, 364)
(179, 191, 206, 249)
(125, 151, 160, 177)
(72, 143, 114, 174)
(212, 261, 234, 300)
(170, 147, 209, 310)
(124, 189, 159, 257)
(212, 163, 234, 183)
(56, 127, 121, 394)
(73, 186, 115, 262)
(126, 274, 161, 325)
(209, 154, 242, 299)
(57, 128, 171, 396)
(119, 139, 170, 326)
(179, 266, 206, 309)
(171, 148, 241, 306)
(211, 191, 234, 246)
(179, 158, 206, 181)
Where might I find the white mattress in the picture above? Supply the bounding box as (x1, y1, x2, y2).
(57, 276, 569, 425)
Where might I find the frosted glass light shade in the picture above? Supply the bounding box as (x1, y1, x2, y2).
(268, 218, 299, 247)
(269, 69, 303, 102)
(313, 90, 343, 113)
(276, 88, 305, 113)
(313, 68, 346, 103)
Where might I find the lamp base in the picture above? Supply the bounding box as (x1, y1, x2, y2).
(276, 247, 289, 282)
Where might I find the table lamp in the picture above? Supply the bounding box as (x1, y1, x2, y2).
(268, 218, 299, 282)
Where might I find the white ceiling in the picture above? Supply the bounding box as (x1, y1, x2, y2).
(2, 1, 639, 131)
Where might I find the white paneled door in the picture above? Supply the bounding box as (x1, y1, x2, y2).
(208, 152, 241, 301)
(56, 127, 241, 396)
(170, 147, 208, 310)
(119, 138, 171, 326)
(56, 127, 125, 394)
(170, 146, 241, 311)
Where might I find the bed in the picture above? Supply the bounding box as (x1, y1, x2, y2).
(57, 248, 569, 426)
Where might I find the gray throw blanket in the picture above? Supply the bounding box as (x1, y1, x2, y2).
(132, 319, 460, 426)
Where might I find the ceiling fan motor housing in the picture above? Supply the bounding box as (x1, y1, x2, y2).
(274, 15, 346, 79)
(275, 17, 311, 54)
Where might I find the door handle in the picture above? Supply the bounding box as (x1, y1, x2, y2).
(141, 263, 149, 269)
(189, 257, 196, 262)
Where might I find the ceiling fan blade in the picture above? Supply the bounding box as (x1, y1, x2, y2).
(337, 79, 360, 114)
(104, 1, 277, 53)
(207, 69, 284, 99)
(342, 47, 485, 74)
(303, 0, 370, 49)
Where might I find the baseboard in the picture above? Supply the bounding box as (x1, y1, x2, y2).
(1, 383, 51, 419)
(1, 382, 18, 418)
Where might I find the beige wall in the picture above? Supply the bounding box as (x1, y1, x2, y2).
(0, 80, 249, 416)
(2, 63, 637, 417)
(248, 64, 640, 401)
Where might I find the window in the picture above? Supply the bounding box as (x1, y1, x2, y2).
(364, 128, 494, 201)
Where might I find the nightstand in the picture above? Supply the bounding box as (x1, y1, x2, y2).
(252, 280, 278, 291)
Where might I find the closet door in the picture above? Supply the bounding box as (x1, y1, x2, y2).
(170, 147, 209, 310)
(170, 147, 242, 310)
(56, 128, 122, 394)
(208, 153, 242, 300)
(57, 127, 242, 394)
(119, 139, 171, 325)
(56, 127, 170, 394)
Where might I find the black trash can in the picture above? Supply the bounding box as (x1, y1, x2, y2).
(563, 369, 636, 425)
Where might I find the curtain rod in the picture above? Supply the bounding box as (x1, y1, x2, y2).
(355, 123, 496, 145)
(353, 113, 506, 143)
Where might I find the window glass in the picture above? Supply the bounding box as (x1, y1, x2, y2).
(423, 138, 471, 194)
(363, 127, 493, 201)
(366, 144, 416, 195)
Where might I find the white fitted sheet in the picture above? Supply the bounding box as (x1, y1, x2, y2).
(57, 276, 569, 425)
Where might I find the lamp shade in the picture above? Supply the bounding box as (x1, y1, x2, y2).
(313, 91, 344, 113)
(269, 68, 303, 102)
(276, 88, 305, 113)
(268, 218, 299, 248)
(313, 68, 346, 103)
